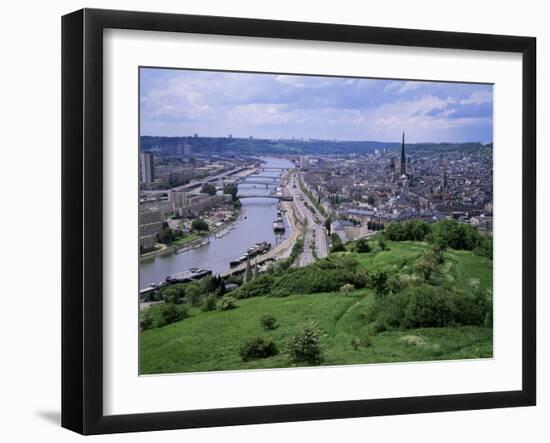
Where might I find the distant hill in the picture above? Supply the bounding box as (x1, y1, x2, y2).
(140, 135, 491, 157)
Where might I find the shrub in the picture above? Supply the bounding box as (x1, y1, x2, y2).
(355, 238, 371, 253)
(378, 238, 387, 251)
(184, 282, 202, 306)
(159, 226, 174, 244)
(142, 290, 162, 302)
(430, 219, 481, 251)
(161, 287, 182, 304)
(217, 296, 236, 311)
(286, 322, 325, 365)
(330, 233, 346, 253)
(370, 269, 389, 299)
(158, 303, 188, 327)
(330, 242, 346, 253)
(260, 314, 278, 330)
(363, 284, 492, 331)
(474, 235, 493, 260)
(201, 293, 218, 312)
(385, 220, 431, 241)
(239, 337, 279, 361)
(140, 309, 155, 330)
(414, 253, 437, 281)
(232, 274, 276, 299)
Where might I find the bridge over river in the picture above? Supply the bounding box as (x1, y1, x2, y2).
(238, 194, 293, 201)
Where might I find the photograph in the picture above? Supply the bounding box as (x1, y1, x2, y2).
(138, 68, 494, 375)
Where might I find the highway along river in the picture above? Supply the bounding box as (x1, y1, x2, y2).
(139, 157, 293, 289)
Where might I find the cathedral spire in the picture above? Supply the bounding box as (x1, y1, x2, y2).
(400, 131, 406, 176)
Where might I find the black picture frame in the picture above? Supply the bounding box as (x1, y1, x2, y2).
(62, 8, 536, 435)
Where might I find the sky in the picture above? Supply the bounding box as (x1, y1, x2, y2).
(140, 68, 493, 143)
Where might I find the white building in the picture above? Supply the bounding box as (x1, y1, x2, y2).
(140, 152, 155, 184)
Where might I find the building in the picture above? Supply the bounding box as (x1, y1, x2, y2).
(139, 210, 162, 251)
(400, 131, 406, 176)
(330, 220, 355, 243)
(181, 193, 225, 217)
(168, 190, 188, 217)
(140, 152, 155, 184)
(346, 208, 377, 223)
(168, 166, 194, 186)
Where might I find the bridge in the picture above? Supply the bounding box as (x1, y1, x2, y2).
(238, 181, 278, 187)
(240, 175, 280, 180)
(238, 194, 293, 201)
(259, 167, 290, 171)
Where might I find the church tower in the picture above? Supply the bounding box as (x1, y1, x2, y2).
(400, 131, 406, 176)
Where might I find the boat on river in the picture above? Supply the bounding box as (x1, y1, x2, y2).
(166, 267, 212, 283)
(229, 242, 272, 267)
(273, 216, 285, 232)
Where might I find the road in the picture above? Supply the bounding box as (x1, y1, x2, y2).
(286, 173, 329, 266)
(140, 165, 258, 197)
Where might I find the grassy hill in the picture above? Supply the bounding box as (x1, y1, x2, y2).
(140, 241, 493, 374)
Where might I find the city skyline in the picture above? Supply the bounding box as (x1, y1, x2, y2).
(140, 68, 493, 143)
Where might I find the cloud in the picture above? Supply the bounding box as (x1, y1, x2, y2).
(140, 68, 493, 142)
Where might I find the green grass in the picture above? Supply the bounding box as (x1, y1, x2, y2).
(171, 232, 205, 247)
(140, 241, 493, 374)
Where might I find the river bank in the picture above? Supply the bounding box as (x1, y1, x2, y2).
(139, 157, 294, 289)
(140, 210, 243, 262)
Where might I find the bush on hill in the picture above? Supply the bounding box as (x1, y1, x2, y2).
(201, 294, 218, 312)
(385, 220, 431, 242)
(430, 219, 481, 251)
(474, 235, 493, 260)
(354, 238, 371, 253)
(240, 337, 279, 361)
(364, 284, 492, 332)
(330, 233, 346, 253)
(217, 296, 236, 311)
(157, 303, 188, 327)
(232, 274, 276, 299)
(260, 314, 278, 330)
(287, 322, 325, 365)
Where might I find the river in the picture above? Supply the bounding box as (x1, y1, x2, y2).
(139, 157, 294, 289)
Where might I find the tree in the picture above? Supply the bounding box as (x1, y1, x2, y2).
(159, 226, 174, 244)
(331, 242, 346, 253)
(223, 183, 239, 201)
(324, 216, 332, 234)
(185, 283, 202, 306)
(431, 219, 481, 251)
(370, 269, 389, 298)
(355, 238, 371, 253)
(367, 194, 376, 206)
(474, 235, 493, 260)
(330, 233, 346, 253)
(191, 218, 209, 232)
(201, 275, 220, 293)
(161, 288, 181, 304)
(415, 254, 436, 281)
(200, 183, 217, 196)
